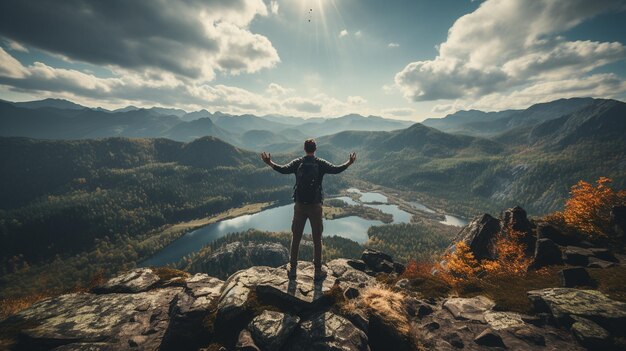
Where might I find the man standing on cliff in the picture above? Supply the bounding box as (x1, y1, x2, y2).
(261, 139, 356, 280)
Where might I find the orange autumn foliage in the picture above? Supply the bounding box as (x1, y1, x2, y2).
(439, 227, 532, 288)
(561, 177, 626, 239)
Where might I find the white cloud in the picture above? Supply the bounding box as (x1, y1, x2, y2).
(3, 38, 28, 52)
(0, 49, 388, 117)
(388, 42, 400, 48)
(355, 30, 363, 38)
(266, 82, 292, 96)
(394, 0, 626, 109)
(270, 0, 279, 15)
(339, 29, 349, 38)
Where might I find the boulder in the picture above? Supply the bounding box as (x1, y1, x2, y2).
(217, 262, 337, 330)
(570, 317, 611, 350)
(443, 296, 495, 322)
(563, 246, 593, 266)
(451, 213, 500, 260)
(361, 249, 394, 273)
(93, 267, 160, 294)
(327, 259, 374, 290)
(532, 238, 563, 269)
(248, 310, 299, 351)
(283, 312, 369, 351)
(194, 241, 289, 279)
(163, 274, 224, 349)
(474, 328, 506, 348)
(527, 288, 626, 334)
(587, 257, 616, 269)
(559, 267, 594, 287)
(536, 223, 571, 246)
(588, 248, 618, 262)
(484, 311, 525, 330)
(8, 287, 181, 350)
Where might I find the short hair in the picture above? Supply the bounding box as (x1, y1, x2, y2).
(304, 138, 317, 153)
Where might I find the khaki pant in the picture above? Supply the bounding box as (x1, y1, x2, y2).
(290, 202, 323, 269)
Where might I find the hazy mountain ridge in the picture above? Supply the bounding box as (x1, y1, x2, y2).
(422, 97, 597, 137)
(0, 99, 413, 149)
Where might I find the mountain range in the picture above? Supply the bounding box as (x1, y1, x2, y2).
(0, 99, 413, 149)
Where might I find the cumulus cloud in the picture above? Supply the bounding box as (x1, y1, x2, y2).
(355, 30, 363, 38)
(339, 30, 349, 38)
(388, 43, 400, 48)
(0, 0, 279, 80)
(266, 82, 292, 96)
(394, 0, 626, 108)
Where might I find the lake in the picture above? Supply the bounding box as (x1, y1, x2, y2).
(141, 189, 468, 267)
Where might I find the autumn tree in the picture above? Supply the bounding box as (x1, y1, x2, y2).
(562, 177, 626, 239)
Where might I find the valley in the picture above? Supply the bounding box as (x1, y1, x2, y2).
(0, 96, 624, 300)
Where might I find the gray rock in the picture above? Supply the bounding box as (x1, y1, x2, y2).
(326, 258, 374, 289)
(248, 310, 299, 351)
(589, 248, 617, 262)
(537, 222, 571, 246)
(443, 332, 464, 348)
(10, 287, 181, 350)
(443, 295, 495, 322)
(164, 274, 224, 348)
(236, 329, 261, 351)
(532, 238, 563, 268)
(559, 267, 594, 287)
(511, 327, 546, 346)
(93, 268, 160, 294)
(283, 312, 369, 351)
(474, 328, 505, 348)
(450, 213, 500, 260)
(217, 262, 337, 329)
(571, 317, 611, 350)
(343, 287, 360, 300)
(484, 311, 525, 330)
(527, 288, 626, 334)
(587, 257, 616, 269)
(361, 249, 394, 273)
(563, 246, 593, 266)
(611, 205, 626, 238)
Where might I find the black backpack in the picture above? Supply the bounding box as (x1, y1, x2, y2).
(295, 157, 320, 203)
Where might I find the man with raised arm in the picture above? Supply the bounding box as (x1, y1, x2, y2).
(261, 138, 356, 280)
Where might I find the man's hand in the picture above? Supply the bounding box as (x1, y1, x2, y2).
(260, 152, 272, 166)
(348, 152, 357, 165)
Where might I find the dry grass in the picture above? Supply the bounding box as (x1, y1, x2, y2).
(0, 293, 49, 320)
(589, 265, 626, 302)
(152, 267, 190, 282)
(342, 283, 410, 335)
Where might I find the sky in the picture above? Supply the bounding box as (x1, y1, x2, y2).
(0, 0, 625, 121)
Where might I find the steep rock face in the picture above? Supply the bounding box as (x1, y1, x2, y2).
(450, 213, 501, 260)
(189, 241, 289, 279)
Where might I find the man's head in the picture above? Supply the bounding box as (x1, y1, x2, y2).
(304, 138, 317, 155)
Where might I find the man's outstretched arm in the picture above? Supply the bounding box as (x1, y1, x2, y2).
(320, 152, 357, 174)
(261, 152, 299, 174)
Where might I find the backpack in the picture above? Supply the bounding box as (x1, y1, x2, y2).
(295, 157, 320, 203)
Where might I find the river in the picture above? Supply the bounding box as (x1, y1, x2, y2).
(140, 188, 468, 267)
